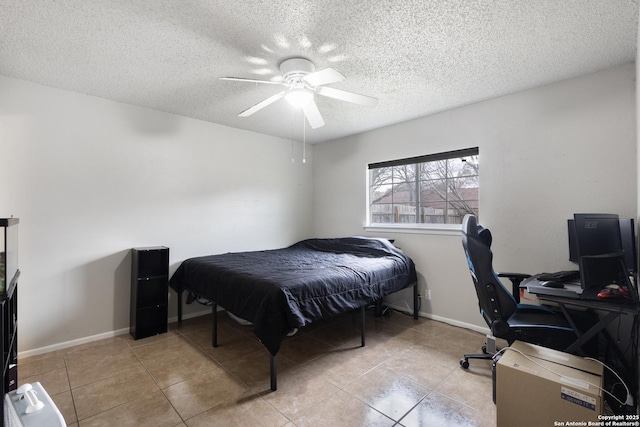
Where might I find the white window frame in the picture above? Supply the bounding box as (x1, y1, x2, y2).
(365, 148, 479, 233)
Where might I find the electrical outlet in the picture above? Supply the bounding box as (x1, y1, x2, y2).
(425, 290, 432, 300)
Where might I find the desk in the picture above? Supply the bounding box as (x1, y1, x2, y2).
(523, 276, 640, 412)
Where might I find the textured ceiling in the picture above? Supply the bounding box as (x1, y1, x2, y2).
(0, 0, 638, 144)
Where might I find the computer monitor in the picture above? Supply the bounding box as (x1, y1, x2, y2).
(619, 218, 637, 274)
(573, 213, 623, 257)
(570, 213, 639, 299)
(568, 216, 637, 274)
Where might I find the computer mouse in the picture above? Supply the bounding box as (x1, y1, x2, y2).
(597, 288, 623, 299)
(541, 281, 564, 288)
(605, 284, 630, 298)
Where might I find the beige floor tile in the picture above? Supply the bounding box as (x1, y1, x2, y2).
(189, 324, 265, 364)
(163, 369, 248, 420)
(17, 312, 498, 426)
(78, 389, 181, 427)
(277, 333, 335, 365)
(346, 336, 403, 366)
(131, 335, 200, 362)
(382, 347, 455, 390)
(372, 316, 430, 346)
(184, 390, 289, 427)
(399, 391, 486, 427)
(306, 320, 363, 347)
(356, 321, 418, 353)
(221, 350, 297, 390)
(66, 351, 143, 389)
(72, 366, 159, 420)
(21, 367, 70, 396)
(292, 389, 395, 427)
(433, 366, 494, 412)
(64, 336, 132, 367)
(259, 366, 341, 419)
(142, 348, 223, 389)
(304, 342, 387, 388)
(50, 390, 77, 425)
(18, 350, 66, 379)
(408, 337, 471, 368)
(384, 312, 432, 330)
(342, 365, 430, 422)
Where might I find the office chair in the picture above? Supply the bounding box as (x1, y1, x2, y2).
(460, 214, 578, 368)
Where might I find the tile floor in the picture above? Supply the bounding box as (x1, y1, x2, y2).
(18, 309, 497, 426)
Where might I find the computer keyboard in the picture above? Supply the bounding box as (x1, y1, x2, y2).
(537, 270, 580, 282)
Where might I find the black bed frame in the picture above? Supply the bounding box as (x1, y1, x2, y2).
(176, 282, 419, 391)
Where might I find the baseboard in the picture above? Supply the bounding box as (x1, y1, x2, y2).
(18, 327, 130, 359)
(18, 309, 213, 359)
(385, 302, 490, 335)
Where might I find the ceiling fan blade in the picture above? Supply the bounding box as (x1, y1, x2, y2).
(220, 77, 283, 85)
(303, 100, 325, 128)
(303, 68, 345, 87)
(317, 86, 378, 107)
(238, 91, 286, 117)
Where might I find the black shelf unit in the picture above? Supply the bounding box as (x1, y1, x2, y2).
(1, 280, 17, 391)
(130, 246, 169, 340)
(0, 218, 19, 426)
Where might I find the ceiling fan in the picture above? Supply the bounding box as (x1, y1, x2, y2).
(220, 57, 378, 129)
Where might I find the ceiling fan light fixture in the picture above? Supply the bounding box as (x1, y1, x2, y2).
(285, 88, 314, 107)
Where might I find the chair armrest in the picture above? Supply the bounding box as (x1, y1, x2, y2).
(497, 273, 531, 303)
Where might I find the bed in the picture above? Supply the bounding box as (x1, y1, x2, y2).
(169, 236, 418, 390)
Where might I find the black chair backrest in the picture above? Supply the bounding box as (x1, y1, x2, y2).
(461, 214, 517, 328)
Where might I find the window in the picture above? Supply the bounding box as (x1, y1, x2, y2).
(368, 148, 479, 226)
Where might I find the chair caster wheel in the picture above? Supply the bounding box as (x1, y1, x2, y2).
(460, 358, 469, 369)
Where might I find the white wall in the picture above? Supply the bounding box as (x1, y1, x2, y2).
(0, 76, 314, 354)
(313, 64, 637, 330)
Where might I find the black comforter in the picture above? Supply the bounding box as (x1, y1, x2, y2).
(169, 236, 417, 355)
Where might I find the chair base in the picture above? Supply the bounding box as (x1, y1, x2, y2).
(460, 352, 491, 369)
(460, 335, 498, 369)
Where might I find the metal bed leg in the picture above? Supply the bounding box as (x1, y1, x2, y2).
(361, 305, 366, 347)
(270, 354, 277, 391)
(413, 283, 419, 319)
(211, 302, 218, 348)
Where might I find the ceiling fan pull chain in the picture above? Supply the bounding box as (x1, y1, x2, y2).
(291, 113, 295, 163)
(303, 113, 306, 164)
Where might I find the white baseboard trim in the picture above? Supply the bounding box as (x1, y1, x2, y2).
(385, 303, 490, 335)
(18, 327, 130, 359)
(18, 309, 213, 359)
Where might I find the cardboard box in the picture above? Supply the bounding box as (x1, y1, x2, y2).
(496, 341, 603, 427)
